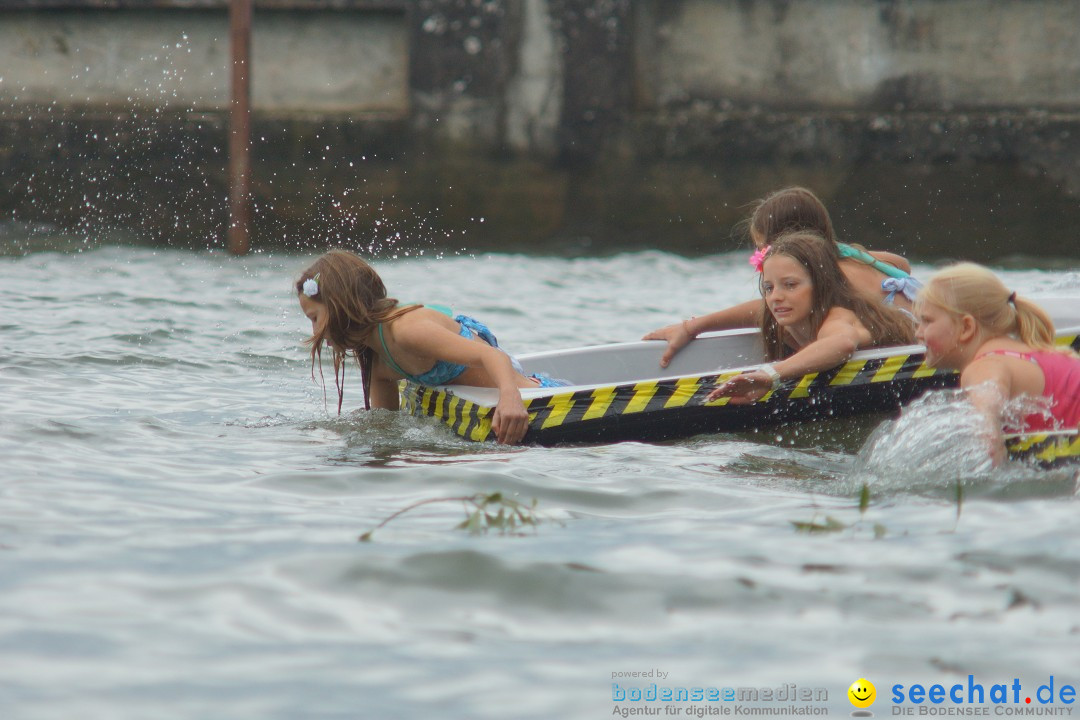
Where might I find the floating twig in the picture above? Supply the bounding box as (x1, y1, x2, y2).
(359, 492, 542, 542)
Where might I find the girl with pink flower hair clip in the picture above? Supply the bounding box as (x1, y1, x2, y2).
(643, 186, 919, 368)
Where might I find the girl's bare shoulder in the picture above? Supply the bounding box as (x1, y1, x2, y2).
(388, 306, 460, 344)
(823, 305, 861, 324)
(960, 353, 1015, 388)
(821, 306, 873, 344)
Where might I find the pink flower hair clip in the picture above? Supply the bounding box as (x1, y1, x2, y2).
(748, 245, 771, 273)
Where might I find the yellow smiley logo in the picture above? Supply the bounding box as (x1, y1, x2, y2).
(848, 678, 876, 708)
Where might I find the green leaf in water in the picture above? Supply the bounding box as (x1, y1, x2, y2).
(361, 492, 545, 540)
(791, 516, 847, 534)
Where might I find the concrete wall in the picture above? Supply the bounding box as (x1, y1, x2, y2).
(646, 0, 1080, 110)
(2, 0, 1079, 259)
(0, 7, 408, 113)
(5, 2, 1080, 130)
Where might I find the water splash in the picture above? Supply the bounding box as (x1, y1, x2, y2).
(853, 390, 995, 486)
(848, 388, 1062, 495)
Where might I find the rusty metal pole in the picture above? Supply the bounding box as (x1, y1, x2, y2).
(227, 0, 253, 255)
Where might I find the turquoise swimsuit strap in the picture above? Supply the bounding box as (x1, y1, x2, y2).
(400, 301, 453, 317)
(377, 322, 414, 379)
(424, 303, 454, 317)
(375, 303, 456, 381)
(835, 242, 910, 279)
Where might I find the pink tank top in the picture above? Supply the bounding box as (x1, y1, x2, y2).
(978, 350, 1080, 432)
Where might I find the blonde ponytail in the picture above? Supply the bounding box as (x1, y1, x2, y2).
(1012, 295, 1056, 351)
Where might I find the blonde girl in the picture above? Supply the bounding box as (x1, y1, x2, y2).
(915, 263, 1080, 458)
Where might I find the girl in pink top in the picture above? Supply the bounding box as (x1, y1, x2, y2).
(915, 263, 1080, 462)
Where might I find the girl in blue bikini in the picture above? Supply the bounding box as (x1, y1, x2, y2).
(644, 186, 920, 368)
(296, 249, 556, 444)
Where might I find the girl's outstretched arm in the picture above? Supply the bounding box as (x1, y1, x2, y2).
(960, 359, 1013, 466)
(706, 308, 867, 404)
(393, 317, 530, 444)
(642, 299, 765, 368)
(368, 362, 403, 410)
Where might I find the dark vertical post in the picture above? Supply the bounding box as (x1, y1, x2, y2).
(227, 0, 253, 255)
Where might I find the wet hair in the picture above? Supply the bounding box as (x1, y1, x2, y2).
(741, 186, 889, 273)
(743, 186, 836, 248)
(915, 262, 1068, 354)
(758, 231, 916, 361)
(296, 249, 419, 411)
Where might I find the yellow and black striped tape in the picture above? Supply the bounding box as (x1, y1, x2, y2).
(399, 349, 939, 442)
(1006, 432, 1080, 468)
(401, 334, 1079, 444)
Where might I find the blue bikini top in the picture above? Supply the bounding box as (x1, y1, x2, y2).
(835, 242, 922, 304)
(376, 304, 501, 386)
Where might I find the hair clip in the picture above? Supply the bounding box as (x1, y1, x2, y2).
(302, 273, 320, 298)
(1007, 290, 1017, 305)
(749, 245, 771, 273)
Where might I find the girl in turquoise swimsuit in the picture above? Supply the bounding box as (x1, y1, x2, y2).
(644, 186, 920, 368)
(296, 249, 556, 444)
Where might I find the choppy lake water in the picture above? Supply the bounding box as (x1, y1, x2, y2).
(1, 244, 1079, 720)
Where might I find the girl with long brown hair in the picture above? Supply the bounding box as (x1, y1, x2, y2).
(644, 186, 918, 368)
(295, 249, 556, 444)
(706, 231, 915, 404)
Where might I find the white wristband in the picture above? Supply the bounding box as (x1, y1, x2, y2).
(682, 317, 696, 337)
(758, 363, 781, 390)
